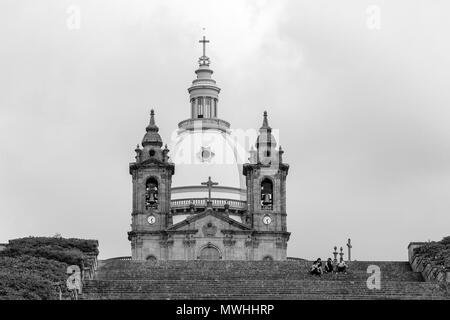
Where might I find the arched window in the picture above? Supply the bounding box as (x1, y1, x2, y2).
(263, 255, 273, 261)
(146, 255, 157, 262)
(145, 177, 158, 209)
(261, 178, 273, 210)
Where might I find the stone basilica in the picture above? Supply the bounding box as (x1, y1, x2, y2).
(127, 38, 290, 261)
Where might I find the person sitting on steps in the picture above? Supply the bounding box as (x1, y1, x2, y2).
(324, 258, 334, 273)
(310, 258, 323, 276)
(336, 258, 348, 274)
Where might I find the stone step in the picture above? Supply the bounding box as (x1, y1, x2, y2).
(82, 260, 449, 300)
(95, 260, 422, 282)
(98, 260, 416, 274)
(96, 270, 422, 281)
(82, 279, 449, 300)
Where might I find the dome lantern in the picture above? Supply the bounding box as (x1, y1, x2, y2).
(180, 35, 229, 132)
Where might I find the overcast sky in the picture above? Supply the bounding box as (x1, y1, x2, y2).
(1, 0, 449, 261)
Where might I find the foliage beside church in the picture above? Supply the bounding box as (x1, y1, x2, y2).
(410, 236, 450, 283)
(0, 237, 98, 300)
(413, 236, 450, 270)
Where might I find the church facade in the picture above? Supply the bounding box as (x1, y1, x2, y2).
(127, 38, 290, 261)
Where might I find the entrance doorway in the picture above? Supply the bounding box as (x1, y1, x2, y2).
(199, 246, 220, 260)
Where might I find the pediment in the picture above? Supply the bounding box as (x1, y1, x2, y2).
(167, 208, 252, 233)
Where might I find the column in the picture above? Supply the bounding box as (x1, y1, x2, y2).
(206, 97, 211, 118)
(191, 99, 196, 118)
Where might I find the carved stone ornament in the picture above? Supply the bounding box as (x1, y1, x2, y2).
(197, 146, 215, 163)
(159, 235, 174, 247)
(223, 234, 236, 247)
(202, 222, 217, 237)
(245, 236, 259, 248)
(183, 234, 196, 247)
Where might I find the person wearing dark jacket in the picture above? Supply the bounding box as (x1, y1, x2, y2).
(310, 258, 323, 276)
(324, 258, 334, 273)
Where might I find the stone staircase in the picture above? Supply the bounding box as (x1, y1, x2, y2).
(81, 260, 450, 300)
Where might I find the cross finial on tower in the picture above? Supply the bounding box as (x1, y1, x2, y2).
(261, 110, 271, 129)
(199, 35, 210, 57)
(146, 109, 158, 131)
(347, 238, 352, 262)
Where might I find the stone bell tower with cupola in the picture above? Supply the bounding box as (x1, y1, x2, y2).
(243, 111, 290, 260)
(128, 110, 175, 260)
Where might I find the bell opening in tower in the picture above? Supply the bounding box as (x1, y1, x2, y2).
(145, 177, 159, 209)
(261, 178, 273, 210)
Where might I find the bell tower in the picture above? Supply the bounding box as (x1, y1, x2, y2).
(128, 110, 175, 260)
(243, 111, 290, 260)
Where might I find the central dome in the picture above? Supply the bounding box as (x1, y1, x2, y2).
(170, 127, 247, 201)
(168, 36, 249, 205)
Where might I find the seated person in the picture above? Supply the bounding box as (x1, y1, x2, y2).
(310, 258, 323, 276)
(336, 258, 348, 274)
(324, 258, 334, 273)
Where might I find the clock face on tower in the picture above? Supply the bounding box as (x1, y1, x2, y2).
(147, 215, 156, 225)
(263, 215, 272, 225)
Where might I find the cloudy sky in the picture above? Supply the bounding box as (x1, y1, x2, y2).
(1, 0, 449, 261)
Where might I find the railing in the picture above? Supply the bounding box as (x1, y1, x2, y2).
(171, 198, 246, 211)
(103, 256, 132, 262)
(172, 186, 246, 197)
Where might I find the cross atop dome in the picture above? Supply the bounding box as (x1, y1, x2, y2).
(198, 34, 211, 66)
(199, 35, 209, 58)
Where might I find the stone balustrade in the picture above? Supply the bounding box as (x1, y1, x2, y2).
(171, 198, 246, 214)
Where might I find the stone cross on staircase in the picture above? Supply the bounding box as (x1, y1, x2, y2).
(347, 238, 352, 262)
